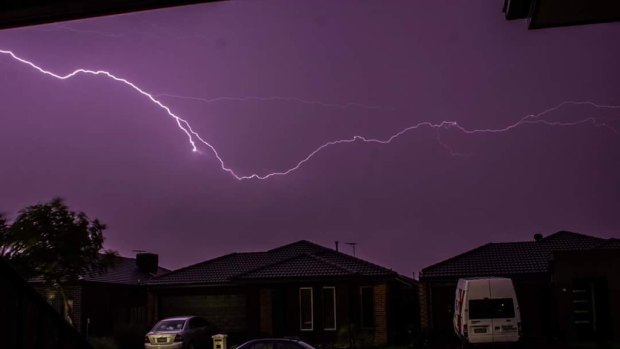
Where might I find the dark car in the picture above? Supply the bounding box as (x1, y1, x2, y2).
(235, 338, 317, 349)
(145, 316, 218, 349)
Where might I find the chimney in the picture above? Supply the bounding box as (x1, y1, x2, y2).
(136, 252, 159, 274)
(534, 233, 544, 242)
(335, 241, 339, 252)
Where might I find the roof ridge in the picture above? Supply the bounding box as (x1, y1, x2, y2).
(541, 230, 604, 242)
(318, 249, 396, 275)
(150, 252, 238, 281)
(304, 253, 358, 274)
(267, 239, 328, 253)
(421, 243, 493, 274)
(230, 252, 311, 279)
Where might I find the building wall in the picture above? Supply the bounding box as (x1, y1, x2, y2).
(419, 282, 430, 335)
(279, 281, 353, 346)
(387, 280, 418, 345)
(552, 249, 620, 341)
(512, 276, 552, 339)
(32, 284, 83, 331)
(81, 283, 150, 337)
(0, 260, 91, 349)
(373, 283, 388, 346)
(154, 286, 249, 340)
(259, 288, 273, 335)
(151, 279, 414, 347)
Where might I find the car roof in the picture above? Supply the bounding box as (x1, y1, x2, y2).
(158, 316, 194, 321)
(239, 339, 313, 347)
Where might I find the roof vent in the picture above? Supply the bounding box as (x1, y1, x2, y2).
(136, 252, 159, 274)
(534, 233, 544, 242)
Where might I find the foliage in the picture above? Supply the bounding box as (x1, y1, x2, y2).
(0, 197, 117, 283)
(89, 337, 119, 349)
(0, 213, 8, 256)
(0, 197, 117, 325)
(113, 323, 151, 349)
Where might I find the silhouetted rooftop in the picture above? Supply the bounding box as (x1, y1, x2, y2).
(420, 231, 616, 280)
(148, 240, 398, 286)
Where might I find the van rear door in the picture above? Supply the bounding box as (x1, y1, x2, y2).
(468, 299, 493, 343)
(489, 298, 519, 343)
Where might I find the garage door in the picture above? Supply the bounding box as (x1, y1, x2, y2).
(160, 294, 246, 332)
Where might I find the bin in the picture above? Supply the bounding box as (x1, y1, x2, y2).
(212, 334, 228, 349)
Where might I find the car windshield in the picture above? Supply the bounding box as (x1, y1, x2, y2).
(153, 319, 186, 331)
(469, 298, 515, 319)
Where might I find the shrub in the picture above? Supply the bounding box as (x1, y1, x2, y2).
(89, 337, 118, 349)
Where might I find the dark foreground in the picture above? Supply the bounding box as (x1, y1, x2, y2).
(421, 337, 620, 349)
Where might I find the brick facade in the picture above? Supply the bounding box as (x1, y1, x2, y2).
(373, 283, 388, 346)
(418, 282, 429, 333)
(259, 288, 273, 336)
(32, 284, 82, 330)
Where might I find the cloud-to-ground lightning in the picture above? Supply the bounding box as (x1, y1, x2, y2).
(1, 49, 619, 180)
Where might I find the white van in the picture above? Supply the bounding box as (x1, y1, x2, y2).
(453, 277, 521, 345)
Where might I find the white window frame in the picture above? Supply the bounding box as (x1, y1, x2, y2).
(322, 286, 337, 331)
(299, 287, 314, 331)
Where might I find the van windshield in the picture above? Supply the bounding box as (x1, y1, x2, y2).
(469, 298, 515, 319)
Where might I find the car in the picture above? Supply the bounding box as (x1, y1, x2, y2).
(145, 316, 218, 349)
(234, 338, 317, 349)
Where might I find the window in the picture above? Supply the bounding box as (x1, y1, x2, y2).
(154, 319, 186, 331)
(360, 286, 374, 329)
(299, 287, 313, 331)
(322, 287, 336, 330)
(468, 298, 515, 319)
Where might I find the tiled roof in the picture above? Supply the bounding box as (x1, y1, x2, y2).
(236, 254, 353, 279)
(147, 252, 274, 285)
(81, 256, 170, 285)
(595, 238, 620, 249)
(420, 231, 613, 280)
(30, 255, 170, 286)
(149, 240, 397, 286)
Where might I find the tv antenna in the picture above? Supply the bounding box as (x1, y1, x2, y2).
(345, 242, 357, 256)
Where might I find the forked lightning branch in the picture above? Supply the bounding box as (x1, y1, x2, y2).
(1, 49, 619, 180)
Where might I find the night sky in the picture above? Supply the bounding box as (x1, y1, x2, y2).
(1, 1, 619, 276)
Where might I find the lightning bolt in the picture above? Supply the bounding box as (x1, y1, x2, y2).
(1, 49, 619, 180)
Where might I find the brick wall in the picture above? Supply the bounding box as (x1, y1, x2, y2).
(259, 288, 273, 336)
(418, 282, 429, 333)
(373, 283, 388, 346)
(32, 283, 82, 331)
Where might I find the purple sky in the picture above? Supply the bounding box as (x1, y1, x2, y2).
(1, 1, 619, 276)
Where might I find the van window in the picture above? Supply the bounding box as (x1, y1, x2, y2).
(469, 298, 515, 319)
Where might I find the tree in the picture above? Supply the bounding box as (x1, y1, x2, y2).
(0, 197, 117, 325)
(0, 213, 8, 256)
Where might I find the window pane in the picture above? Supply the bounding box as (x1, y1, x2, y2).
(155, 319, 186, 331)
(361, 287, 374, 328)
(322, 287, 336, 330)
(469, 298, 515, 319)
(300, 288, 313, 330)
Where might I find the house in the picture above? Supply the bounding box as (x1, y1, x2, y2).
(0, 0, 224, 29)
(419, 231, 620, 342)
(0, 256, 92, 349)
(503, 0, 620, 29)
(31, 252, 169, 339)
(147, 240, 418, 347)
